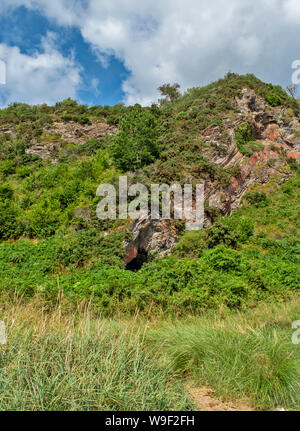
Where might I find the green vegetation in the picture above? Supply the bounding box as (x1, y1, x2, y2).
(111, 110, 159, 171)
(0, 296, 299, 410)
(0, 73, 299, 315)
(235, 121, 264, 156)
(0, 299, 192, 411)
(148, 298, 300, 410)
(0, 73, 299, 410)
(265, 83, 286, 107)
(0, 173, 299, 314)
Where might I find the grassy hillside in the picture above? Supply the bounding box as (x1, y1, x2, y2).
(0, 172, 299, 314)
(0, 73, 299, 314)
(0, 72, 300, 411)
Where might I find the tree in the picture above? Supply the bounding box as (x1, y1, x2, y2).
(158, 83, 181, 103)
(111, 110, 159, 172)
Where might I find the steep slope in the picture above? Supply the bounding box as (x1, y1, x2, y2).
(0, 74, 299, 314)
(124, 76, 300, 261)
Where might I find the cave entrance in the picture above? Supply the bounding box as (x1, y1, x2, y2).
(126, 249, 148, 271)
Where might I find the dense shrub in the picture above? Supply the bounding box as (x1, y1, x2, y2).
(203, 245, 241, 271)
(16, 165, 33, 178)
(111, 110, 159, 171)
(265, 92, 283, 107)
(0, 184, 13, 201)
(244, 191, 268, 207)
(265, 84, 286, 107)
(20, 199, 61, 237)
(76, 115, 91, 125)
(205, 219, 240, 248)
(0, 201, 19, 239)
(174, 231, 206, 257)
(0, 160, 16, 177)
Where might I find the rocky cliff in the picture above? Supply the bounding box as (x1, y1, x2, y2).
(124, 88, 300, 266)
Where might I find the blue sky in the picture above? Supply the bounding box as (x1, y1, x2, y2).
(0, 0, 300, 107)
(0, 5, 129, 106)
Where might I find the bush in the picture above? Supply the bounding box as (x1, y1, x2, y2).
(176, 215, 254, 258)
(0, 160, 16, 177)
(174, 231, 206, 257)
(16, 166, 32, 178)
(0, 184, 13, 201)
(265, 84, 286, 107)
(204, 245, 241, 271)
(60, 113, 75, 122)
(245, 191, 268, 207)
(287, 157, 299, 171)
(206, 219, 240, 248)
(235, 216, 254, 242)
(265, 92, 283, 107)
(0, 201, 19, 239)
(76, 115, 91, 125)
(21, 200, 61, 237)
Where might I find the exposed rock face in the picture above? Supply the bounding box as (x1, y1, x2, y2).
(48, 121, 118, 145)
(124, 216, 178, 267)
(124, 88, 300, 265)
(0, 126, 16, 137)
(25, 121, 118, 163)
(201, 88, 300, 216)
(16, 90, 300, 265)
(26, 142, 59, 163)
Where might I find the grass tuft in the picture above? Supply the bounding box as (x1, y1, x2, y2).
(147, 299, 300, 410)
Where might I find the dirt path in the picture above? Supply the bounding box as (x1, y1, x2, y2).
(187, 385, 253, 411)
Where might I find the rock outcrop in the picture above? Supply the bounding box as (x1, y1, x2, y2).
(0, 126, 16, 137)
(200, 88, 300, 216)
(124, 216, 178, 269)
(25, 121, 118, 163)
(124, 89, 300, 265)
(49, 121, 118, 145)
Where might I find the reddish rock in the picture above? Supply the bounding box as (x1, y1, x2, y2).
(124, 88, 300, 257)
(203, 125, 219, 136)
(124, 216, 178, 264)
(231, 177, 239, 191)
(124, 247, 138, 264)
(287, 151, 300, 160)
(262, 123, 279, 141)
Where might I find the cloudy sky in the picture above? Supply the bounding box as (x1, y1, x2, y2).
(0, 0, 300, 107)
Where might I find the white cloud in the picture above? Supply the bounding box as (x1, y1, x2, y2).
(283, 0, 300, 22)
(2, 0, 300, 104)
(0, 32, 82, 106)
(0, 0, 80, 26)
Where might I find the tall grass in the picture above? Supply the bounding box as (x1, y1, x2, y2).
(147, 300, 300, 410)
(0, 296, 192, 411)
(0, 296, 299, 411)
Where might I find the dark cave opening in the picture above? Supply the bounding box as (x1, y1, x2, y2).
(126, 249, 148, 271)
